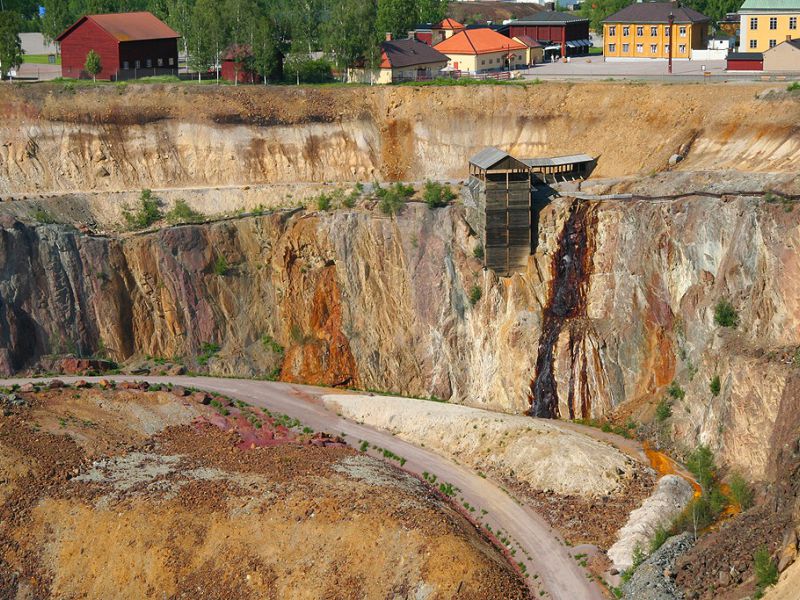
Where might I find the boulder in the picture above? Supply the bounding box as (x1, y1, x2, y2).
(192, 392, 212, 405)
(59, 357, 115, 375)
(171, 385, 189, 397)
(48, 379, 65, 389)
(97, 379, 114, 390)
(74, 380, 91, 388)
(668, 154, 683, 166)
(778, 526, 798, 572)
(19, 383, 35, 393)
(166, 364, 186, 376)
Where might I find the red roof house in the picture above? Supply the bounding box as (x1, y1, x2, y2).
(434, 29, 528, 73)
(56, 11, 179, 80)
(431, 18, 466, 45)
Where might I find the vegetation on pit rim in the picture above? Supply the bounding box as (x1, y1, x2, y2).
(423, 180, 456, 208)
(166, 200, 205, 224)
(376, 182, 414, 216)
(123, 189, 161, 230)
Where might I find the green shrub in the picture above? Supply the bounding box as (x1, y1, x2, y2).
(316, 193, 331, 211)
(788, 81, 800, 92)
(124, 189, 162, 229)
(283, 56, 334, 83)
(165, 200, 204, 224)
(667, 381, 685, 400)
(342, 188, 359, 208)
(422, 180, 456, 208)
(213, 255, 229, 276)
(650, 526, 669, 553)
(714, 299, 739, 328)
(728, 473, 753, 510)
(469, 285, 482, 306)
(655, 399, 672, 422)
(473, 244, 484, 259)
(754, 546, 778, 595)
(710, 375, 721, 397)
(378, 188, 406, 216)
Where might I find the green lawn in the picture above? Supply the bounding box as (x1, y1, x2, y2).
(23, 54, 61, 65)
(589, 47, 603, 56)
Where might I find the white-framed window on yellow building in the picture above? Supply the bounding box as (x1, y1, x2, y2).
(637, 26, 644, 35)
(650, 43, 657, 53)
(679, 44, 686, 54)
(750, 17, 758, 29)
(665, 26, 670, 37)
(750, 39, 757, 48)
(609, 25, 617, 35)
(650, 26, 658, 35)
(623, 26, 630, 36)
(664, 44, 670, 53)
(609, 43, 616, 52)
(770, 17, 778, 29)
(791, 16, 797, 29)
(636, 43, 643, 53)
(679, 26, 686, 37)
(622, 43, 630, 52)
(769, 39, 777, 47)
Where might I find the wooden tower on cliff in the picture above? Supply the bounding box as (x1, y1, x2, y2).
(464, 147, 532, 275)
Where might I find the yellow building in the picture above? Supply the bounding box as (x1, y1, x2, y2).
(603, 2, 710, 60)
(739, 0, 800, 52)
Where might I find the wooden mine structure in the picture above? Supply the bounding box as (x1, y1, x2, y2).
(464, 147, 595, 276)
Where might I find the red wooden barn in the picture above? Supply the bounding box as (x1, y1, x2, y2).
(56, 11, 179, 80)
(496, 12, 591, 57)
(221, 45, 257, 84)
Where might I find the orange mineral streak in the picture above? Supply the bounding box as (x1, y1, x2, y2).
(642, 441, 702, 498)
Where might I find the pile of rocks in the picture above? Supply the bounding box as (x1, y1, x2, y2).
(622, 532, 694, 600)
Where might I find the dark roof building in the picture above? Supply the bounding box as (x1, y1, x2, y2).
(56, 11, 179, 80)
(497, 12, 591, 56)
(602, 2, 710, 24)
(380, 38, 449, 68)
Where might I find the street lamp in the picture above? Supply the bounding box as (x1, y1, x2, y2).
(668, 11, 674, 74)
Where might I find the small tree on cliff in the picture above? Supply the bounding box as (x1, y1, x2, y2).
(85, 50, 102, 82)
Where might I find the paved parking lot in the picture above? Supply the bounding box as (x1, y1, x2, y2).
(520, 55, 776, 82)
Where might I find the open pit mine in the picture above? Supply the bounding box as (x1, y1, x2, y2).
(1, 82, 800, 600)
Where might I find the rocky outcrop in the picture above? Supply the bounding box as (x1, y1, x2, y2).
(608, 475, 694, 570)
(1, 84, 799, 195)
(2, 193, 800, 481)
(622, 532, 694, 600)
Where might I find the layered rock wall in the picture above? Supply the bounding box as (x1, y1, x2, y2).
(2, 195, 800, 480)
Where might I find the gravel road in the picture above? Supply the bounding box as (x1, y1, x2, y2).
(2, 375, 604, 600)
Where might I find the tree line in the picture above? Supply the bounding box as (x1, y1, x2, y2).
(9, 0, 448, 81)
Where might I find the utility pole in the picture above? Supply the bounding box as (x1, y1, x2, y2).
(668, 12, 674, 74)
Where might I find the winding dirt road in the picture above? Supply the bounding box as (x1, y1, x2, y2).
(4, 375, 604, 600)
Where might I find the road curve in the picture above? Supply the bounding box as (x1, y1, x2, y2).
(3, 375, 604, 600)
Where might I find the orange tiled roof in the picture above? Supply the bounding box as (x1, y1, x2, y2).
(434, 29, 527, 55)
(435, 18, 465, 30)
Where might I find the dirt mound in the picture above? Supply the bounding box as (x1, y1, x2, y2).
(0, 383, 527, 599)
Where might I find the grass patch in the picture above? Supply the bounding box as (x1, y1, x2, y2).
(261, 334, 283, 354)
(212, 255, 229, 276)
(376, 182, 413, 216)
(667, 381, 685, 400)
(469, 285, 482, 306)
(788, 81, 800, 92)
(197, 342, 220, 366)
(136, 75, 182, 83)
(33, 207, 57, 224)
(23, 54, 61, 65)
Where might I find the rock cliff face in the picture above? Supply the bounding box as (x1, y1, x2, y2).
(2, 193, 800, 481)
(1, 83, 799, 195)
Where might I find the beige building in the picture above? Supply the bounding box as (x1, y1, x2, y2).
(763, 36, 800, 69)
(512, 35, 545, 65)
(434, 28, 528, 73)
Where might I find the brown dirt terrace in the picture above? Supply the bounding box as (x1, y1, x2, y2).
(0, 381, 527, 599)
